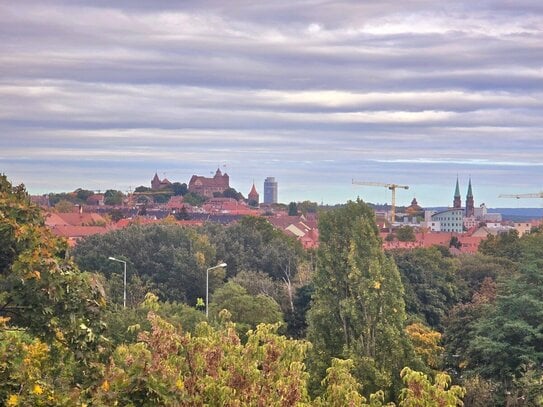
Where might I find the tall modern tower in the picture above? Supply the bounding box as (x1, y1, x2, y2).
(465, 178, 474, 217)
(263, 177, 278, 204)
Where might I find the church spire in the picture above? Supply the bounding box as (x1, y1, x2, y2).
(453, 176, 462, 208)
(454, 176, 461, 198)
(248, 181, 259, 205)
(465, 177, 474, 217)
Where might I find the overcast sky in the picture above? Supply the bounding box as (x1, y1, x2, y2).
(1, 0, 542, 207)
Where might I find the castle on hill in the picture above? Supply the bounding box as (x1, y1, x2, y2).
(188, 168, 230, 198)
(151, 173, 172, 190)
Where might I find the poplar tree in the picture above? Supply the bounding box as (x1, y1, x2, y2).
(307, 200, 414, 398)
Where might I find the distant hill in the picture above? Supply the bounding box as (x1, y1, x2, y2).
(488, 208, 543, 221)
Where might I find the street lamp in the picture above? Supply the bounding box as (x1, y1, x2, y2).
(206, 262, 227, 318)
(108, 256, 127, 308)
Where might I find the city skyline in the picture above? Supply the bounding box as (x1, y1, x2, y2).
(1, 1, 542, 207)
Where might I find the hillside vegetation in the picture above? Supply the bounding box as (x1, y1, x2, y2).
(2, 174, 543, 405)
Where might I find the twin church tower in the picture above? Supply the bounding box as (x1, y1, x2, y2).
(453, 177, 475, 217)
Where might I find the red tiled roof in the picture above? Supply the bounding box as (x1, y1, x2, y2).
(45, 211, 107, 226)
(114, 217, 160, 228)
(166, 196, 185, 209)
(189, 175, 229, 188)
(248, 183, 259, 199)
(50, 225, 109, 238)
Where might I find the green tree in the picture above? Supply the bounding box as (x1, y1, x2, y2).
(0, 175, 108, 387)
(461, 375, 496, 407)
(468, 260, 543, 386)
(231, 270, 284, 301)
(174, 206, 190, 220)
(298, 200, 319, 215)
(109, 208, 125, 223)
(288, 201, 299, 216)
(209, 282, 283, 336)
(171, 182, 188, 196)
(182, 192, 206, 206)
(449, 235, 462, 249)
(398, 368, 465, 406)
(479, 229, 522, 262)
(442, 278, 496, 382)
(104, 189, 124, 205)
(285, 283, 314, 339)
(48, 192, 74, 206)
(456, 253, 514, 302)
(405, 323, 443, 370)
(91, 312, 311, 406)
(391, 247, 459, 329)
(307, 200, 414, 399)
(204, 216, 303, 281)
(73, 223, 217, 304)
(54, 199, 75, 212)
(396, 226, 416, 242)
(75, 188, 94, 202)
(0, 328, 81, 406)
(314, 358, 391, 407)
(152, 193, 170, 204)
(519, 228, 543, 264)
(221, 187, 244, 200)
(102, 293, 206, 347)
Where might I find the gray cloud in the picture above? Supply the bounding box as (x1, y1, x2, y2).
(1, 0, 542, 206)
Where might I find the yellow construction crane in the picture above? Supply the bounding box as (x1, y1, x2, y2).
(352, 180, 409, 222)
(499, 192, 543, 199)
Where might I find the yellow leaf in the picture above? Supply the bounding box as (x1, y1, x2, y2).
(373, 281, 381, 289)
(55, 330, 65, 341)
(101, 380, 110, 392)
(7, 394, 19, 407)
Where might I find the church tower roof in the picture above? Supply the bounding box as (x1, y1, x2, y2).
(465, 177, 475, 217)
(249, 183, 258, 196)
(454, 177, 461, 198)
(248, 181, 259, 205)
(453, 176, 462, 209)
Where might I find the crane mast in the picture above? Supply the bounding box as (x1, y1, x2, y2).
(499, 192, 543, 199)
(352, 180, 409, 223)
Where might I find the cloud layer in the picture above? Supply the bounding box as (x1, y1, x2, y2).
(1, 0, 542, 206)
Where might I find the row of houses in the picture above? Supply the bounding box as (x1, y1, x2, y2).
(43, 204, 320, 249)
(43, 195, 541, 254)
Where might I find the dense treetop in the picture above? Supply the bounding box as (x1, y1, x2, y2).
(5, 173, 543, 405)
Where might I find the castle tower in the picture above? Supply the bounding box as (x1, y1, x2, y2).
(151, 172, 161, 190)
(248, 182, 259, 205)
(453, 177, 462, 209)
(465, 178, 474, 217)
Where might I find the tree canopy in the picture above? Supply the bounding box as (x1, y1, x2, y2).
(0, 177, 469, 406)
(307, 200, 416, 399)
(73, 223, 217, 305)
(0, 174, 108, 391)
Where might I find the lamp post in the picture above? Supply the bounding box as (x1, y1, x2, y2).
(206, 263, 227, 318)
(108, 256, 127, 308)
